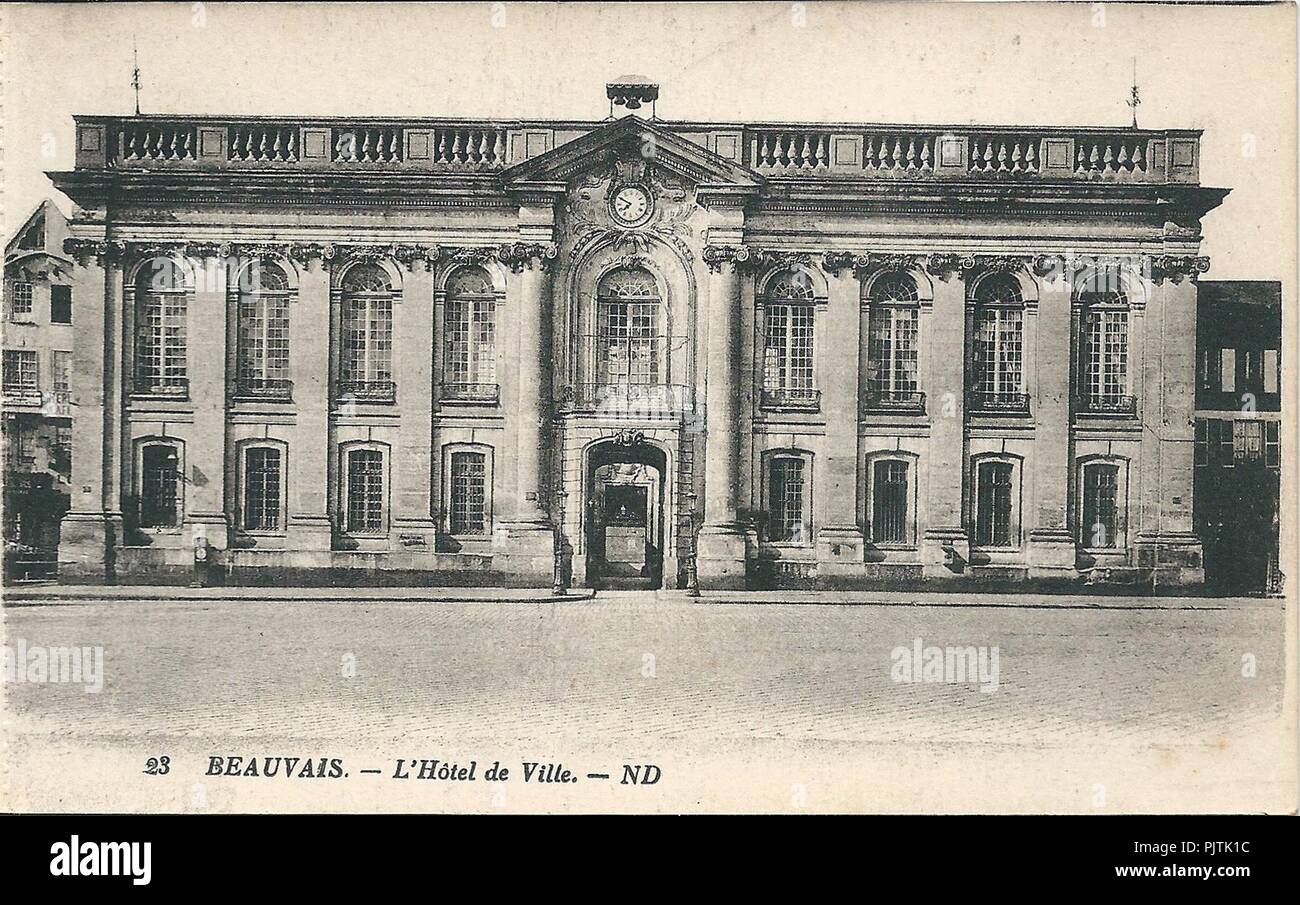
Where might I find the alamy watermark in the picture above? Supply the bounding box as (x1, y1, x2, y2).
(1, 638, 104, 692)
(890, 637, 1000, 693)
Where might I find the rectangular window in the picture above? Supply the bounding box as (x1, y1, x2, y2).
(9, 282, 33, 319)
(1265, 421, 1280, 469)
(767, 457, 808, 544)
(1082, 464, 1120, 549)
(1194, 419, 1208, 467)
(341, 297, 393, 387)
(2, 350, 38, 391)
(975, 461, 1014, 547)
(1264, 349, 1279, 394)
(135, 288, 188, 393)
(597, 298, 660, 385)
(973, 307, 1023, 399)
(867, 306, 919, 398)
(443, 299, 497, 394)
(448, 451, 488, 535)
(1198, 349, 1221, 391)
(1084, 308, 1129, 406)
(1213, 418, 1233, 466)
(1233, 419, 1263, 464)
(345, 449, 385, 535)
(139, 445, 180, 528)
(237, 291, 290, 395)
(762, 303, 815, 401)
(242, 447, 283, 531)
(871, 460, 910, 544)
(1220, 348, 1236, 393)
(52, 351, 72, 394)
(50, 285, 72, 324)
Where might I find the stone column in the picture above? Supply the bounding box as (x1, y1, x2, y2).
(496, 244, 555, 584)
(921, 264, 968, 577)
(696, 247, 748, 588)
(184, 252, 230, 550)
(391, 261, 438, 551)
(1134, 266, 1204, 585)
(816, 261, 865, 583)
(1027, 265, 1077, 577)
(286, 253, 332, 550)
(59, 242, 123, 581)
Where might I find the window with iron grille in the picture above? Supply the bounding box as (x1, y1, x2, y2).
(1082, 462, 1120, 548)
(50, 285, 72, 324)
(865, 272, 920, 399)
(134, 260, 189, 393)
(139, 444, 180, 528)
(761, 270, 816, 402)
(3, 350, 38, 391)
(448, 450, 488, 535)
(340, 265, 393, 389)
(236, 263, 291, 396)
(971, 274, 1024, 400)
(443, 268, 496, 394)
(767, 455, 809, 543)
(344, 448, 385, 535)
(1078, 280, 1130, 408)
(596, 268, 661, 386)
(242, 445, 283, 531)
(974, 460, 1015, 547)
(871, 459, 910, 544)
(9, 281, 33, 318)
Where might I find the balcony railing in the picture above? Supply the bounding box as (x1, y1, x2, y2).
(862, 388, 926, 414)
(558, 383, 695, 418)
(337, 380, 396, 404)
(440, 382, 500, 404)
(761, 386, 821, 411)
(233, 377, 293, 401)
(130, 377, 190, 398)
(1077, 394, 1138, 417)
(75, 116, 1201, 185)
(968, 390, 1031, 416)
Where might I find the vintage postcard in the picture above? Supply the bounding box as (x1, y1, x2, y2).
(0, 0, 1295, 815)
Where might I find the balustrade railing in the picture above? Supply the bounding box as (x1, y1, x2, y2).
(228, 126, 298, 162)
(863, 133, 938, 175)
(753, 130, 833, 171)
(119, 122, 197, 162)
(862, 388, 926, 414)
(429, 126, 508, 167)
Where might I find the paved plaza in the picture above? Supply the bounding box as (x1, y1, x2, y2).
(1, 591, 1292, 812)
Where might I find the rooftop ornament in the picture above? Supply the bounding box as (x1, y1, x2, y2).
(607, 76, 659, 119)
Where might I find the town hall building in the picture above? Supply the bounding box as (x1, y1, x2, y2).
(48, 83, 1228, 588)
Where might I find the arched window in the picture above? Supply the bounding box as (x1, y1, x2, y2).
(134, 259, 189, 396)
(442, 267, 498, 403)
(868, 457, 913, 545)
(760, 269, 818, 409)
(596, 267, 662, 387)
(341, 442, 388, 535)
(443, 444, 494, 537)
(1078, 457, 1129, 550)
(970, 272, 1027, 414)
(239, 442, 286, 532)
(138, 441, 182, 528)
(972, 456, 1020, 548)
(864, 272, 921, 409)
(339, 264, 394, 403)
(764, 450, 813, 544)
(1076, 266, 1134, 415)
(235, 261, 292, 399)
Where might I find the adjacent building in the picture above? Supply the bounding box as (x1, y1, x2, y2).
(2, 200, 75, 576)
(47, 85, 1229, 587)
(1193, 280, 1283, 593)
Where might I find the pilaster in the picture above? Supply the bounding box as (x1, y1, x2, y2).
(922, 265, 968, 577)
(1028, 267, 1077, 576)
(286, 252, 332, 550)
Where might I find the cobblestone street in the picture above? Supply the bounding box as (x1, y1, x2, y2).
(1, 592, 1292, 812)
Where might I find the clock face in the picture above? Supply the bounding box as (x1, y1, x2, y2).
(610, 185, 652, 226)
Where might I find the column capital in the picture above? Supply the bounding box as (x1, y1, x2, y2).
(500, 241, 559, 273)
(702, 244, 750, 273)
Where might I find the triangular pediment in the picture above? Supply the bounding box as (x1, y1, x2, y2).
(502, 115, 761, 190)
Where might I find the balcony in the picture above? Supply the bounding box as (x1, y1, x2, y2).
(558, 383, 695, 419)
(72, 116, 1202, 186)
(968, 390, 1031, 416)
(233, 377, 293, 401)
(130, 377, 190, 399)
(862, 388, 926, 415)
(337, 380, 396, 404)
(440, 382, 500, 404)
(1077, 394, 1138, 417)
(761, 386, 821, 412)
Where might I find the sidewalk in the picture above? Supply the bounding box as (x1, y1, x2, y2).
(1, 583, 596, 605)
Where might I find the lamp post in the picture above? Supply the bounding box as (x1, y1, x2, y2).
(552, 487, 569, 597)
(684, 490, 700, 598)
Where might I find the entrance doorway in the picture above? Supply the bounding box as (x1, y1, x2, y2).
(585, 440, 667, 589)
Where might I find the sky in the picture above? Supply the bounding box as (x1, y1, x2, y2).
(2, 1, 1295, 285)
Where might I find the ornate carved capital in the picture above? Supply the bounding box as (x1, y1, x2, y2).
(499, 241, 559, 272)
(702, 244, 750, 273)
(1152, 254, 1211, 284)
(964, 254, 1030, 274)
(738, 248, 813, 274)
(63, 238, 124, 267)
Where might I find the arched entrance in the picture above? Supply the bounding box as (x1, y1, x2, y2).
(584, 438, 668, 589)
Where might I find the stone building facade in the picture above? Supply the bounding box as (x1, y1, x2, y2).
(49, 101, 1228, 587)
